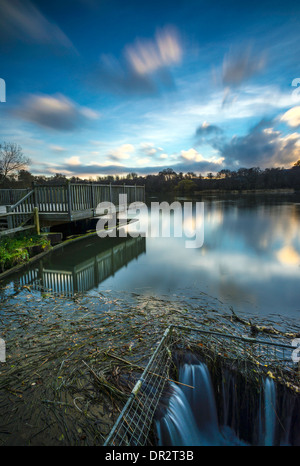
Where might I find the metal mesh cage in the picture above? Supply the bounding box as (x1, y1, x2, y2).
(104, 324, 299, 446)
(104, 327, 173, 446)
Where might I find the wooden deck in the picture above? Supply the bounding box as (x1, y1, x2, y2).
(0, 182, 145, 234)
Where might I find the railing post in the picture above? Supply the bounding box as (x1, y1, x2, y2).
(33, 207, 40, 235)
(66, 180, 72, 220)
(32, 181, 38, 209)
(6, 205, 13, 229)
(91, 182, 95, 212)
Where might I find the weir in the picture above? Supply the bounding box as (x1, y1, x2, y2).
(104, 325, 300, 446)
(155, 357, 299, 446)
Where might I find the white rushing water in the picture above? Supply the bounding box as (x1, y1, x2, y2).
(264, 377, 276, 446)
(155, 362, 247, 446)
(155, 361, 298, 446)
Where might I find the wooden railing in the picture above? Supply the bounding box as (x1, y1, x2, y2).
(0, 183, 145, 230)
(33, 182, 145, 217)
(0, 188, 29, 206)
(35, 185, 69, 213)
(1, 190, 36, 233)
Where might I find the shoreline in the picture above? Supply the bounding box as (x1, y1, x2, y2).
(194, 188, 296, 195)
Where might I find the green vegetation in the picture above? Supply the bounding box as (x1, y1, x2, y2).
(0, 233, 50, 273)
(2, 162, 300, 195)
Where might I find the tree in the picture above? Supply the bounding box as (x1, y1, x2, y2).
(175, 179, 197, 194)
(0, 142, 30, 184)
(18, 169, 34, 187)
(126, 172, 138, 180)
(158, 168, 177, 181)
(293, 160, 300, 167)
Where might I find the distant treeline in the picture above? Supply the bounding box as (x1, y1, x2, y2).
(1, 163, 300, 194)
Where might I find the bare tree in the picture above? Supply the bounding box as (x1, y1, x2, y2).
(0, 142, 30, 184)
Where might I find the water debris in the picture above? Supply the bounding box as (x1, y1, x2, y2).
(0, 287, 299, 445)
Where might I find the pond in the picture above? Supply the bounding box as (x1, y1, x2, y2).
(1, 192, 300, 446)
(2, 192, 300, 323)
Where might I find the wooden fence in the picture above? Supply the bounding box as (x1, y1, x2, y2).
(0, 189, 29, 205)
(0, 182, 145, 234)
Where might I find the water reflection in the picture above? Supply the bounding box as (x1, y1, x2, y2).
(6, 235, 146, 297)
(132, 194, 300, 318)
(2, 194, 300, 319)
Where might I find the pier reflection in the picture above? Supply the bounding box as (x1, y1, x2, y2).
(16, 235, 146, 296)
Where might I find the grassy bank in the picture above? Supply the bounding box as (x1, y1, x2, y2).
(0, 233, 51, 273)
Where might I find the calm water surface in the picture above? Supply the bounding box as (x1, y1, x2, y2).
(2, 193, 300, 320)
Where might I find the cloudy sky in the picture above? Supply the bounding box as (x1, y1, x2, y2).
(0, 0, 300, 178)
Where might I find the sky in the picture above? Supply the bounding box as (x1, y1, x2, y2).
(0, 0, 300, 178)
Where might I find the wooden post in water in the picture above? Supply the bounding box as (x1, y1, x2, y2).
(33, 207, 40, 235)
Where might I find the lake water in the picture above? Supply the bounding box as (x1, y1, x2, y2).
(2, 193, 300, 322)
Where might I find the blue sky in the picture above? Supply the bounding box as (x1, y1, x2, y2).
(0, 0, 300, 178)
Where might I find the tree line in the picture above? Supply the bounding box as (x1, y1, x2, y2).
(0, 142, 300, 193)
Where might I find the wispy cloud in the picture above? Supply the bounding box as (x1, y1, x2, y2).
(222, 44, 266, 88)
(14, 93, 100, 131)
(221, 43, 266, 106)
(90, 26, 183, 96)
(0, 0, 76, 51)
(125, 27, 182, 75)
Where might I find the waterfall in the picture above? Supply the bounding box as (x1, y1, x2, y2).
(264, 377, 276, 446)
(154, 359, 300, 446)
(155, 361, 247, 446)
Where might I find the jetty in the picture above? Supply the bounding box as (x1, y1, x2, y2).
(0, 182, 145, 235)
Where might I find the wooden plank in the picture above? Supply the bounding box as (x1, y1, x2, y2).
(0, 225, 35, 236)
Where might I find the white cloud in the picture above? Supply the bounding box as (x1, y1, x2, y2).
(108, 143, 135, 161)
(281, 106, 300, 128)
(181, 148, 205, 162)
(139, 142, 157, 155)
(65, 156, 81, 166)
(125, 26, 182, 75)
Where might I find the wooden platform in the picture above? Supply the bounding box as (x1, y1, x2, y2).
(0, 182, 145, 234)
